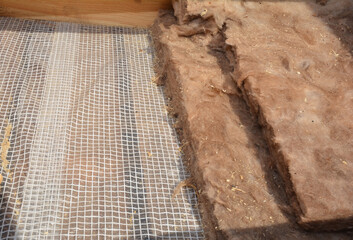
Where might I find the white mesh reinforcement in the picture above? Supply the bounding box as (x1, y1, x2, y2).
(0, 17, 204, 239)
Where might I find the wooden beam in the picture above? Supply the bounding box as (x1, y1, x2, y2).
(0, 0, 172, 27)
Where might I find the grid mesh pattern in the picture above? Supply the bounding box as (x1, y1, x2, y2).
(0, 17, 204, 239)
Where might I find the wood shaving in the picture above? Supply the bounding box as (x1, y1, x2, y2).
(231, 186, 246, 193)
(1, 123, 12, 174)
(172, 178, 199, 199)
(14, 209, 20, 216)
(129, 210, 137, 229)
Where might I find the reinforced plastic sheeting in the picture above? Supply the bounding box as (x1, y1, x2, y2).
(0, 17, 204, 239)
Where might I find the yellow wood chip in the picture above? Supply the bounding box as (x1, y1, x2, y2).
(172, 178, 199, 199)
(231, 187, 246, 193)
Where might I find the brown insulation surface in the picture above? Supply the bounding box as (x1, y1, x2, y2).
(155, 0, 353, 234)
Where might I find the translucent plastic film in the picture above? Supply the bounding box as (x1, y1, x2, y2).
(0, 17, 203, 239)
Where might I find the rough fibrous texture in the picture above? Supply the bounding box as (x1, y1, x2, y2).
(161, 0, 353, 233)
(152, 3, 353, 239)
